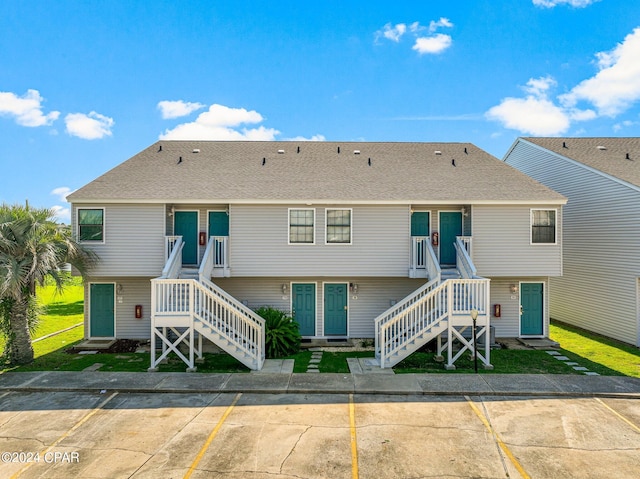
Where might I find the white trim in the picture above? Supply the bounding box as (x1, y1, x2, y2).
(88, 282, 116, 340)
(637, 278, 640, 348)
(70, 198, 567, 206)
(287, 208, 316, 245)
(322, 282, 350, 337)
(77, 207, 106, 244)
(324, 208, 353, 245)
(290, 282, 317, 337)
(530, 208, 558, 245)
(519, 281, 546, 338)
(173, 209, 200, 266)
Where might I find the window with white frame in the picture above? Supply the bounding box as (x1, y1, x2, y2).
(531, 209, 556, 244)
(289, 209, 315, 244)
(78, 208, 104, 242)
(326, 209, 352, 244)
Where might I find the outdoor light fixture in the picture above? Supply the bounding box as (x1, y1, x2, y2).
(461, 206, 468, 217)
(470, 308, 479, 373)
(510, 284, 518, 294)
(281, 284, 288, 294)
(350, 283, 358, 294)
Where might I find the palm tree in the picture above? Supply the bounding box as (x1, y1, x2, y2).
(0, 203, 96, 365)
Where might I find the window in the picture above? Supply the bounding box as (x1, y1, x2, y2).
(78, 208, 104, 242)
(326, 209, 351, 244)
(289, 209, 314, 244)
(531, 209, 556, 244)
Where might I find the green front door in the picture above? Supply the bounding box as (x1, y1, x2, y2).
(208, 211, 229, 237)
(411, 212, 430, 236)
(90, 284, 115, 337)
(521, 283, 544, 335)
(439, 212, 462, 266)
(292, 283, 315, 336)
(174, 211, 198, 265)
(324, 284, 347, 336)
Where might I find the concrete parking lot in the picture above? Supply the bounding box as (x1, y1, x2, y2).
(0, 391, 638, 478)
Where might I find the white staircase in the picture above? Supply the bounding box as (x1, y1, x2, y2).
(149, 236, 265, 371)
(375, 238, 491, 369)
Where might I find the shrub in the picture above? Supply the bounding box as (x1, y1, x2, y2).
(255, 306, 301, 358)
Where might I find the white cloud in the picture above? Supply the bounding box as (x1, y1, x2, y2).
(613, 120, 637, 132)
(157, 100, 205, 119)
(487, 28, 640, 135)
(0, 89, 60, 127)
(51, 186, 73, 202)
(412, 34, 453, 55)
(159, 103, 279, 140)
(533, 0, 598, 7)
(560, 27, 640, 117)
(65, 111, 114, 140)
(429, 17, 453, 33)
(285, 134, 326, 141)
(375, 23, 407, 43)
(486, 96, 570, 136)
(376, 19, 454, 55)
(51, 205, 71, 224)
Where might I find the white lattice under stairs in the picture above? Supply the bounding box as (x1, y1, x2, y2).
(149, 275, 265, 371)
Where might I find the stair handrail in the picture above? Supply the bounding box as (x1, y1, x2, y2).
(160, 237, 184, 279)
(191, 278, 265, 367)
(198, 235, 216, 281)
(455, 236, 477, 279)
(425, 239, 441, 282)
(376, 279, 450, 368)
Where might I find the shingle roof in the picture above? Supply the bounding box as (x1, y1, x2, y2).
(68, 141, 566, 204)
(523, 137, 640, 188)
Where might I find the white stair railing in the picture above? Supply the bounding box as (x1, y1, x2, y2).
(161, 237, 183, 279)
(455, 237, 476, 279)
(150, 277, 265, 370)
(375, 278, 490, 368)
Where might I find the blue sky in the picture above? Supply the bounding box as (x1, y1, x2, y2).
(2, 0, 640, 223)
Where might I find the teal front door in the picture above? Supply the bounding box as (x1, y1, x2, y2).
(439, 212, 462, 266)
(174, 211, 198, 265)
(292, 283, 316, 336)
(324, 284, 347, 336)
(411, 212, 430, 236)
(90, 284, 115, 337)
(521, 283, 544, 335)
(208, 211, 229, 237)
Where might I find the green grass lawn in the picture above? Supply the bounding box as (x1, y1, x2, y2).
(550, 320, 640, 378)
(4, 278, 640, 377)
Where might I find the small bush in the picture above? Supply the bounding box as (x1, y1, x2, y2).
(256, 306, 301, 358)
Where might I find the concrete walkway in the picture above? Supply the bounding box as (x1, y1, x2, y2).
(1, 370, 639, 397)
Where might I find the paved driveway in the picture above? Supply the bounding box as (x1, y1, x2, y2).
(0, 391, 639, 478)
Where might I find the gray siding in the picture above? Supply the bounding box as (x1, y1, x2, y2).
(214, 277, 426, 337)
(85, 278, 152, 339)
(505, 140, 640, 346)
(472, 204, 562, 277)
(489, 277, 549, 338)
(229, 204, 411, 277)
(73, 204, 166, 277)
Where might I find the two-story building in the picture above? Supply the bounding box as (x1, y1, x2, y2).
(68, 141, 566, 370)
(504, 137, 640, 348)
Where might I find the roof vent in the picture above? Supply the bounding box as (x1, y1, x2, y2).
(192, 149, 200, 153)
(354, 150, 360, 155)
(597, 145, 607, 150)
(435, 150, 442, 155)
(277, 149, 285, 154)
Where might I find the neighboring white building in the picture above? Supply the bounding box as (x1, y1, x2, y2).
(504, 137, 640, 347)
(69, 141, 566, 369)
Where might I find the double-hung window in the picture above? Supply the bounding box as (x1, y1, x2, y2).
(289, 209, 315, 244)
(78, 208, 105, 242)
(531, 209, 556, 244)
(326, 209, 352, 244)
